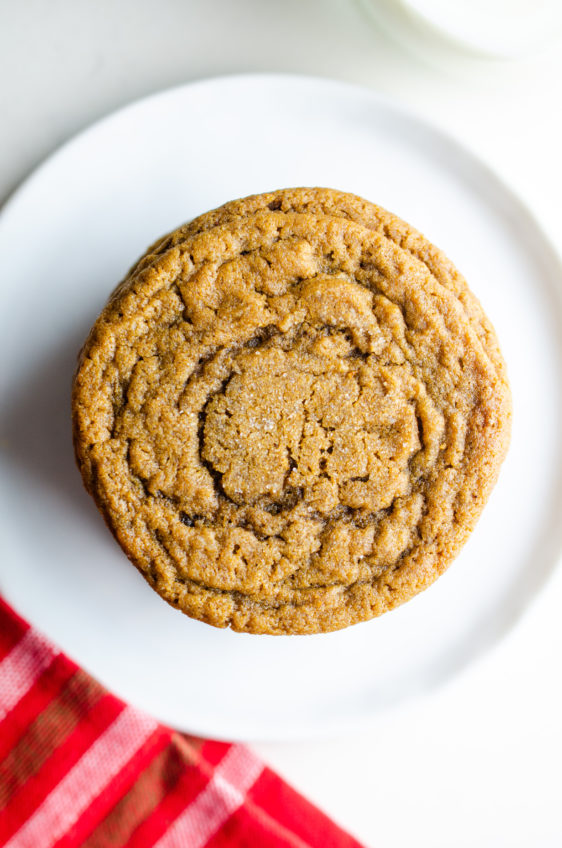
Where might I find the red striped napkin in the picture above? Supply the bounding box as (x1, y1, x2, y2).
(0, 598, 364, 848)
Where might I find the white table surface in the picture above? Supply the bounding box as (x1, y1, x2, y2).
(1, 2, 561, 846)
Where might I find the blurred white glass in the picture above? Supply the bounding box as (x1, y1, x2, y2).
(362, 0, 562, 60)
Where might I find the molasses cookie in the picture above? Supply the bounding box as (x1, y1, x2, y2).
(72, 189, 511, 634)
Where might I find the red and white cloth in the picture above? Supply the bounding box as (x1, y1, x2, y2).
(0, 598, 364, 848)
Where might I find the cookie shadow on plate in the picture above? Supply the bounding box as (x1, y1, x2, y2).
(1, 329, 113, 539)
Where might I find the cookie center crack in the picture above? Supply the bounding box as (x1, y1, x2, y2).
(201, 338, 421, 515)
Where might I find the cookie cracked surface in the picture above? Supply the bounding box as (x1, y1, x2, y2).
(72, 188, 511, 634)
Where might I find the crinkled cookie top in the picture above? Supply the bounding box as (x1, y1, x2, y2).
(72, 188, 511, 634)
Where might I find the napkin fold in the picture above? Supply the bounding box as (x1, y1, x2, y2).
(0, 598, 364, 848)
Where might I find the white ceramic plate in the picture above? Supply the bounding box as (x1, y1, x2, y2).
(1, 74, 561, 741)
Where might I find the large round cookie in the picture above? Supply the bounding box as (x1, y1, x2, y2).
(72, 189, 511, 634)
